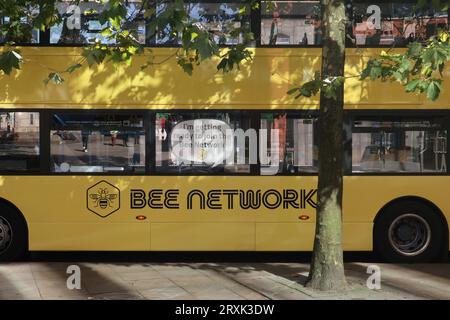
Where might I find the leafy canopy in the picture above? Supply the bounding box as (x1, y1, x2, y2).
(0, 0, 260, 82)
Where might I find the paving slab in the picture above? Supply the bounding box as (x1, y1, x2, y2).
(0, 261, 448, 300)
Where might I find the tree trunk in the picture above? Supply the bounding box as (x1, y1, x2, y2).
(306, 0, 347, 291)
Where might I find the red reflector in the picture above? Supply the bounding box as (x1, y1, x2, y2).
(136, 215, 147, 221)
(299, 215, 310, 221)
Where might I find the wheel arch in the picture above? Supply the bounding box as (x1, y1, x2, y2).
(0, 197, 29, 249)
(373, 195, 449, 255)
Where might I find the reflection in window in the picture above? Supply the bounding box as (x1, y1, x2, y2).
(50, 1, 146, 45)
(154, 2, 250, 45)
(0, 112, 39, 172)
(350, 2, 449, 46)
(352, 118, 447, 173)
(50, 114, 145, 173)
(260, 113, 318, 175)
(261, 1, 321, 45)
(155, 112, 251, 174)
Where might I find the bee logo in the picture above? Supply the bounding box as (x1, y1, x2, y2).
(87, 181, 120, 218)
(90, 188, 117, 209)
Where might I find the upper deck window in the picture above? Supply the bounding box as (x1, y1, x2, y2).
(0, 6, 40, 44)
(152, 1, 250, 45)
(261, 1, 321, 46)
(350, 1, 449, 47)
(50, 0, 146, 45)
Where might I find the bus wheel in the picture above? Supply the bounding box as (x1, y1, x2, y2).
(0, 205, 27, 262)
(374, 201, 445, 263)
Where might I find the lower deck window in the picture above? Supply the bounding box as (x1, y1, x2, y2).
(50, 113, 145, 173)
(155, 112, 252, 174)
(0, 112, 40, 172)
(352, 118, 447, 173)
(260, 113, 318, 175)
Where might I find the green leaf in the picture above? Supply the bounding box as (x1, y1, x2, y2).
(369, 66, 382, 80)
(422, 47, 446, 69)
(66, 63, 82, 74)
(0, 50, 22, 75)
(406, 42, 423, 57)
(178, 60, 193, 76)
(217, 58, 229, 72)
(426, 80, 441, 101)
(405, 79, 421, 92)
(287, 87, 299, 95)
(44, 72, 65, 85)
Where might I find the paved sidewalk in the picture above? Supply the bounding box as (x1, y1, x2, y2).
(0, 261, 449, 300)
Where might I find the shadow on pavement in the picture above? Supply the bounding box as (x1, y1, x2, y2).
(28, 251, 392, 263)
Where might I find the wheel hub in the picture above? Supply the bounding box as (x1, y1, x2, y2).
(396, 224, 414, 241)
(0, 217, 12, 253)
(388, 213, 431, 256)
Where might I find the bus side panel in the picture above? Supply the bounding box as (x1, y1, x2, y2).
(29, 223, 150, 251)
(0, 176, 151, 251)
(343, 176, 450, 250)
(150, 223, 255, 251)
(255, 223, 315, 251)
(342, 223, 373, 251)
(6, 176, 447, 252)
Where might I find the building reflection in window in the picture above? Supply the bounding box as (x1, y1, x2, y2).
(50, 113, 145, 173)
(261, 1, 321, 46)
(0, 112, 40, 171)
(50, 0, 146, 45)
(352, 118, 447, 173)
(260, 113, 318, 175)
(351, 2, 448, 46)
(154, 2, 250, 45)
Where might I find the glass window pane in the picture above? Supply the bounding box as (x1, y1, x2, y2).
(50, 0, 146, 45)
(0, 112, 40, 171)
(0, 6, 40, 44)
(352, 117, 447, 173)
(350, 2, 448, 46)
(260, 113, 318, 175)
(261, 1, 321, 46)
(50, 113, 145, 173)
(155, 112, 252, 174)
(154, 2, 250, 45)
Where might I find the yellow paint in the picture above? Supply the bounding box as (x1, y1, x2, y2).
(2, 47, 449, 109)
(0, 176, 448, 251)
(151, 223, 255, 251)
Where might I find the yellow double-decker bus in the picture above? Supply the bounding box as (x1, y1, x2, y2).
(0, 0, 448, 263)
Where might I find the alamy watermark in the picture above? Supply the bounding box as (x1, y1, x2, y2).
(66, 264, 81, 290)
(366, 265, 381, 290)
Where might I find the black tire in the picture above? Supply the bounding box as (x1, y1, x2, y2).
(374, 200, 445, 263)
(0, 203, 28, 262)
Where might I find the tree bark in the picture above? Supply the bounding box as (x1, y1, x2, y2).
(306, 0, 347, 291)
